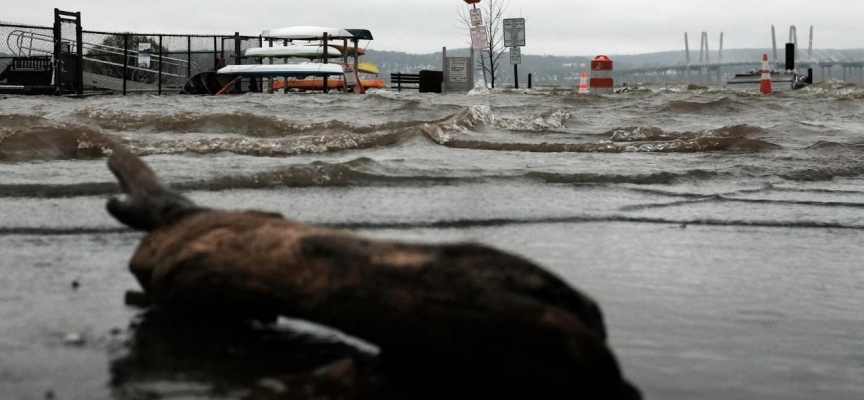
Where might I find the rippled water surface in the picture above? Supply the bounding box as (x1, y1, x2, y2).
(1, 83, 863, 399)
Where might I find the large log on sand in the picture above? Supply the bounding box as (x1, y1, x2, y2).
(106, 148, 641, 399)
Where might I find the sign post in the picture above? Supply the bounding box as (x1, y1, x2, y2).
(470, 8, 482, 26)
(503, 18, 525, 89)
(503, 18, 526, 48)
(470, 26, 488, 49)
(137, 42, 151, 68)
(510, 47, 521, 89)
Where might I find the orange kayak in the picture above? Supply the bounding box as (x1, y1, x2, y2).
(274, 78, 386, 91)
(329, 44, 366, 57)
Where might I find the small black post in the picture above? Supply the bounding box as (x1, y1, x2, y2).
(785, 43, 795, 71)
(158, 35, 163, 95)
(234, 32, 241, 65)
(74, 11, 83, 95)
(52, 9, 61, 94)
(807, 67, 814, 84)
(322, 32, 329, 94)
(258, 35, 264, 92)
(213, 36, 218, 70)
(514, 64, 519, 89)
(234, 32, 241, 93)
(528, 73, 532, 89)
(187, 36, 192, 82)
(122, 34, 128, 96)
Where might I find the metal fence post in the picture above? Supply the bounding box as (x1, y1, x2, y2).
(122, 33, 128, 96)
(187, 36, 191, 81)
(234, 32, 241, 93)
(213, 36, 218, 70)
(158, 35, 163, 95)
(52, 9, 64, 94)
(74, 11, 83, 95)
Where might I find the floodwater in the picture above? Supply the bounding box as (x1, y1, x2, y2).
(1, 83, 863, 399)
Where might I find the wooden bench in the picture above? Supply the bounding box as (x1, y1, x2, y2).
(391, 72, 420, 91)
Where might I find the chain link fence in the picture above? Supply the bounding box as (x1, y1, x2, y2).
(1, 21, 262, 94)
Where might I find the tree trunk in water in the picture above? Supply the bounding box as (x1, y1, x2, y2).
(488, 49, 496, 88)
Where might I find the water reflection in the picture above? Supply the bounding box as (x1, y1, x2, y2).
(109, 311, 379, 399)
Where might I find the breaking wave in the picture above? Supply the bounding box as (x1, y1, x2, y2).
(422, 107, 778, 153)
(130, 130, 412, 157)
(496, 109, 572, 131)
(525, 169, 719, 185)
(804, 141, 864, 152)
(605, 124, 767, 142)
(0, 126, 116, 163)
(658, 97, 740, 113)
(781, 165, 864, 182)
(0, 159, 719, 199)
(0, 157, 454, 198)
(73, 109, 360, 137)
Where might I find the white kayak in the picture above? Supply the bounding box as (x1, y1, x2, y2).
(217, 63, 345, 77)
(245, 45, 342, 59)
(261, 26, 355, 40)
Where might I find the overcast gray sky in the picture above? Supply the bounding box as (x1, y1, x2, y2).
(4, 1, 862, 56)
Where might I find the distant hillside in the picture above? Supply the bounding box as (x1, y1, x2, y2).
(366, 48, 592, 85)
(608, 48, 864, 69)
(363, 48, 864, 84)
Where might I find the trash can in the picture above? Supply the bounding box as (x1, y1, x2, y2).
(419, 70, 443, 93)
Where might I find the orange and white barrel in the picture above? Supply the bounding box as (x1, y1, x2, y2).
(590, 55, 614, 94)
(578, 71, 590, 94)
(760, 54, 772, 96)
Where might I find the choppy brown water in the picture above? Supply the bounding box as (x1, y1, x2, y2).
(1, 82, 863, 399)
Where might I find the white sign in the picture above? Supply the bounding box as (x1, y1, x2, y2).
(470, 8, 482, 26)
(345, 68, 357, 86)
(503, 18, 526, 47)
(449, 59, 468, 82)
(470, 26, 488, 49)
(137, 42, 151, 68)
(510, 47, 521, 65)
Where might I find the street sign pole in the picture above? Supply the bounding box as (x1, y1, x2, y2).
(515, 64, 518, 89)
(509, 46, 521, 89)
(504, 18, 525, 89)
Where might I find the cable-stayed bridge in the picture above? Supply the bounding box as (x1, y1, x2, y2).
(616, 26, 864, 84)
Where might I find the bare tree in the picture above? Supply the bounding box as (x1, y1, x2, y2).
(456, 0, 510, 89)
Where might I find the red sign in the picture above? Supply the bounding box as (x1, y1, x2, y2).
(464, 0, 481, 4)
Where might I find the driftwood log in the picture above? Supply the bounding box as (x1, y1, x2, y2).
(106, 148, 641, 399)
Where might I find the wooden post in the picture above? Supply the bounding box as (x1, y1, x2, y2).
(267, 39, 274, 94)
(122, 34, 128, 96)
(322, 32, 329, 93)
(342, 38, 349, 92)
(528, 73, 532, 89)
(353, 39, 360, 93)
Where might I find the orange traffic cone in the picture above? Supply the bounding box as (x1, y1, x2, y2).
(578, 71, 590, 94)
(760, 54, 772, 96)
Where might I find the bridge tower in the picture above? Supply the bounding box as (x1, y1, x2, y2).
(789, 25, 799, 60)
(771, 25, 778, 62)
(719, 32, 724, 63)
(684, 32, 691, 83)
(684, 32, 690, 65)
